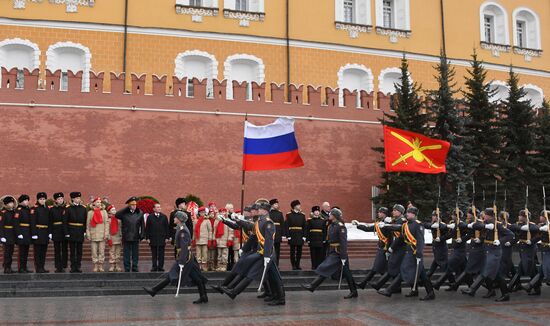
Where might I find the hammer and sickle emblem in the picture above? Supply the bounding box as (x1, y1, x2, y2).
(390, 131, 442, 168)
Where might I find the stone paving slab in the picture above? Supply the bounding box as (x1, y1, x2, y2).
(0, 287, 548, 326)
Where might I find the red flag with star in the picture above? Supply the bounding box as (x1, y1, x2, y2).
(383, 126, 450, 174)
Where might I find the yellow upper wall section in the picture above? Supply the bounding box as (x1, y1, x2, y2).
(1, 0, 548, 71)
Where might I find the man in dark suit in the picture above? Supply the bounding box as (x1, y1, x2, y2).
(146, 203, 170, 272)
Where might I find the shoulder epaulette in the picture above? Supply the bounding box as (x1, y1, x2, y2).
(338, 222, 344, 226)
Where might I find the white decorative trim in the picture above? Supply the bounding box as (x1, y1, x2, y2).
(489, 80, 509, 102)
(174, 50, 218, 79)
(46, 41, 92, 92)
(223, 9, 265, 27)
(479, 2, 510, 45)
(378, 67, 412, 94)
(0, 38, 41, 70)
(512, 7, 541, 51)
(375, 27, 411, 43)
(223, 53, 265, 99)
(521, 83, 544, 108)
(175, 5, 219, 23)
(335, 22, 372, 39)
(13, 0, 43, 9)
(49, 0, 95, 13)
(337, 63, 374, 107)
(480, 41, 511, 57)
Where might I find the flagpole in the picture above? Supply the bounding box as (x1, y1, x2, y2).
(239, 113, 248, 250)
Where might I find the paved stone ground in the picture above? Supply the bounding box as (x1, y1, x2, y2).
(0, 286, 548, 326)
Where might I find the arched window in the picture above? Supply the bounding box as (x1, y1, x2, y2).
(175, 50, 218, 98)
(375, 0, 410, 30)
(489, 81, 509, 104)
(337, 64, 374, 107)
(335, 0, 371, 25)
(522, 84, 544, 109)
(378, 67, 408, 95)
(0, 38, 40, 89)
(224, 54, 265, 100)
(480, 2, 509, 45)
(46, 42, 91, 92)
(512, 8, 541, 50)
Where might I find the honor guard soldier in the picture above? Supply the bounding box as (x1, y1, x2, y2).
(32, 192, 51, 273)
(66, 192, 87, 273)
(378, 206, 435, 300)
(285, 200, 306, 270)
(144, 211, 209, 304)
(0, 195, 18, 274)
(522, 210, 550, 295)
(426, 211, 450, 278)
(498, 212, 516, 280)
(50, 192, 68, 272)
(301, 208, 357, 299)
(507, 209, 539, 292)
(14, 195, 32, 273)
(462, 208, 514, 302)
(371, 204, 407, 292)
(352, 207, 393, 289)
(269, 199, 285, 266)
(169, 198, 192, 258)
(306, 206, 327, 270)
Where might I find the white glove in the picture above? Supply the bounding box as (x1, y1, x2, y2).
(385, 252, 390, 260)
(17, 235, 23, 239)
(351, 220, 359, 226)
(388, 247, 393, 253)
(526, 240, 532, 245)
(264, 257, 271, 266)
(540, 225, 549, 232)
(49, 234, 53, 240)
(474, 238, 481, 244)
(237, 215, 245, 220)
(377, 222, 385, 228)
(434, 237, 440, 242)
(287, 237, 291, 241)
(493, 240, 500, 246)
(31, 235, 38, 240)
(455, 238, 462, 243)
(467, 222, 474, 229)
(384, 217, 392, 223)
(485, 223, 494, 230)
(65, 234, 69, 238)
(520, 225, 529, 231)
(341, 259, 346, 266)
(416, 257, 421, 264)
(238, 249, 243, 256)
(504, 241, 511, 247)
(431, 223, 439, 229)
(302, 237, 306, 242)
(0, 237, 6, 243)
(178, 264, 184, 269)
(447, 223, 456, 230)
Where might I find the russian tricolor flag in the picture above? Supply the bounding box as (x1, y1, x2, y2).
(243, 117, 305, 171)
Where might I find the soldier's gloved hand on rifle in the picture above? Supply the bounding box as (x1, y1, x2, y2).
(467, 222, 474, 229)
(384, 217, 392, 223)
(520, 225, 529, 231)
(447, 223, 456, 229)
(377, 222, 385, 228)
(17, 234, 23, 239)
(31, 235, 38, 240)
(504, 241, 511, 247)
(0, 237, 6, 243)
(264, 257, 271, 267)
(238, 249, 243, 256)
(474, 238, 481, 244)
(434, 237, 440, 242)
(493, 240, 500, 246)
(431, 223, 439, 229)
(455, 237, 462, 243)
(49, 234, 53, 240)
(302, 237, 306, 242)
(341, 259, 346, 266)
(351, 220, 359, 226)
(526, 239, 532, 245)
(388, 247, 393, 253)
(540, 225, 549, 232)
(416, 257, 421, 264)
(484, 223, 494, 230)
(178, 263, 184, 269)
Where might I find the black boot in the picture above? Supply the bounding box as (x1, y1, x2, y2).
(344, 270, 358, 299)
(143, 277, 170, 297)
(301, 275, 325, 292)
(447, 271, 466, 292)
(433, 271, 449, 291)
(495, 277, 510, 302)
(211, 272, 237, 294)
(420, 279, 435, 301)
(193, 281, 208, 304)
(268, 282, 286, 306)
(405, 289, 418, 297)
(221, 277, 252, 300)
(356, 270, 376, 290)
(370, 273, 391, 291)
(258, 281, 272, 299)
(507, 272, 520, 292)
(461, 274, 484, 297)
(378, 276, 401, 298)
(522, 273, 540, 293)
(222, 274, 243, 292)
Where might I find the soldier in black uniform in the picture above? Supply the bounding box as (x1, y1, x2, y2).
(50, 192, 68, 272)
(169, 198, 193, 259)
(425, 211, 450, 278)
(14, 195, 33, 273)
(352, 207, 393, 289)
(306, 206, 327, 270)
(522, 210, 550, 295)
(507, 209, 539, 292)
(143, 211, 209, 304)
(66, 192, 87, 273)
(371, 204, 406, 292)
(461, 208, 514, 302)
(285, 200, 306, 270)
(269, 199, 284, 266)
(378, 206, 435, 300)
(498, 211, 516, 280)
(301, 208, 357, 299)
(32, 192, 51, 273)
(0, 196, 18, 274)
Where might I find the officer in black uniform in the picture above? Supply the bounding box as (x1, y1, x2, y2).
(285, 200, 306, 270)
(301, 208, 357, 299)
(143, 210, 209, 304)
(352, 207, 393, 289)
(50, 192, 68, 272)
(371, 204, 406, 292)
(32, 192, 51, 273)
(507, 209, 539, 292)
(169, 198, 193, 259)
(66, 192, 87, 273)
(425, 211, 450, 278)
(14, 195, 32, 273)
(0, 196, 18, 274)
(378, 206, 435, 300)
(269, 199, 285, 266)
(522, 210, 550, 295)
(306, 206, 327, 270)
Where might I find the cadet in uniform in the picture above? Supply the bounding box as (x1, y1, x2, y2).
(507, 209, 539, 292)
(522, 210, 550, 295)
(285, 200, 306, 270)
(0, 196, 18, 274)
(143, 210, 209, 304)
(32, 192, 51, 273)
(269, 199, 285, 266)
(14, 195, 32, 273)
(49, 192, 68, 272)
(66, 192, 87, 273)
(306, 206, 327, 270)
(352, 207, 392, 289)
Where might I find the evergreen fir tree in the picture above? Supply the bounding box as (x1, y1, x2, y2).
(534, 100, 550, 187)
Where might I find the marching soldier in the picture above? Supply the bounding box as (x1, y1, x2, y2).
(301, 208, 357, 299)
(306, 206, 327, 270)
(285, 200, 306, 270)
(426, 211, 449, 278)
(522, 210, 550, 295)
(14, 195, 32, 273)
(352, 207, 393, 289)
(50, 192, 68, 272)
(269, 199, 285, 266)
(143, 210, 209, 304)
(378, 206, 435, 300)
(32, 192, 51, 273)
(66, 192, 87, 273)
(507, 209, 539, 292)
(0, 196, 18, 274)
(371, 204, 407, 292)
(169, 198, 192, 258)
(498, 211, 516, 280)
